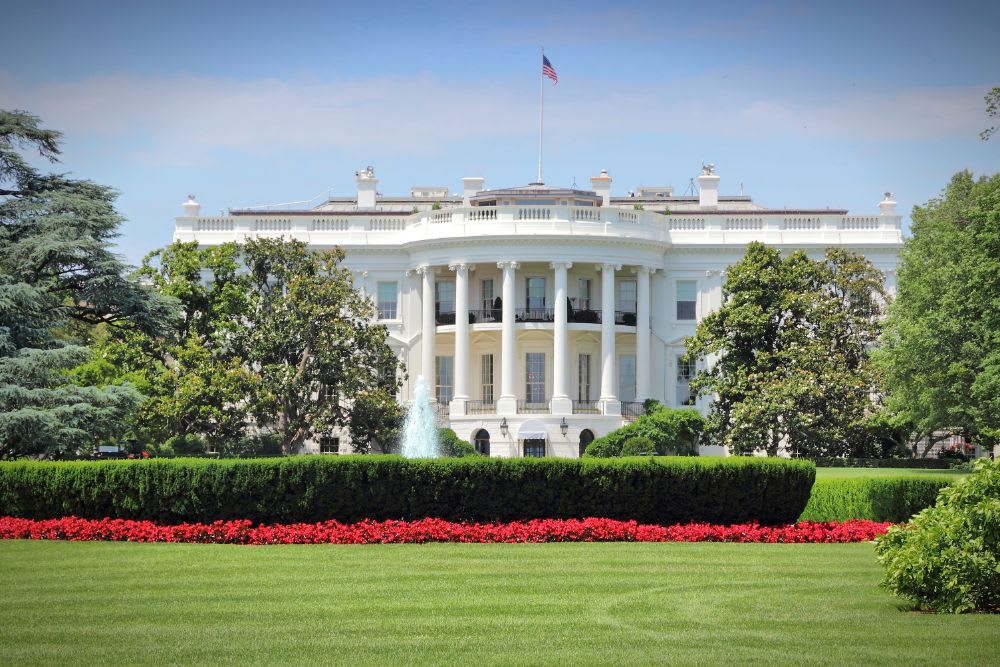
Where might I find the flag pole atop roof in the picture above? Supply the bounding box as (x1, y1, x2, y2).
(537, 48, 558, 185)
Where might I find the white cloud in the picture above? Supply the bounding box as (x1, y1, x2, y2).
(0, 69, 988, 167)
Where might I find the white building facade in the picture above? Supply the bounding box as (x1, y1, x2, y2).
(174, 166, 903, 457)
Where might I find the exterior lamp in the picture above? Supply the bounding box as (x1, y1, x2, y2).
(560, 417, 568, 436)
(500, 418, 508, 436)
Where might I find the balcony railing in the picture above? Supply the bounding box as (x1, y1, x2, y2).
(517, 400, 549, 414)
(567, 310, 637, 325)
(622, 401, 644, 421)
(435, 308, 638, 326)
(466, 400, 495, 414)
(573, 400, 600, 414)
(515, 308, 554, 322)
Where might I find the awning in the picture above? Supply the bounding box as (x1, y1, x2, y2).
(516, 420, 549, 440)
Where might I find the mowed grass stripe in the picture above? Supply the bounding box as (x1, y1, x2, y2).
(1, 541, 998, 666)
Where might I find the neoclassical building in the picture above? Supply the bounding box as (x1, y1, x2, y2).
(173, 166, 903, 457)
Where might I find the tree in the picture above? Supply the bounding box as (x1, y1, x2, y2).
(0, 110, 174, 458)
(685, 242, 886, 456)
(982, 87, 999, 141)
(877, 171, 1000, 451)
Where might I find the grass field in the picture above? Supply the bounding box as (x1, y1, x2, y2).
(815, 467, 967, 479)
(1, 541, 997, 666)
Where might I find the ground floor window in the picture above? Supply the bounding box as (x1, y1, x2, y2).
(579, 429, 594, 457)
(525, 352, 545, 404)
(523, 438, 546, 458)
(320, 437, 340, 454)
(474, 429, 490, 456)
(619, 354, 636, 402)
(677, 356, 696, 406)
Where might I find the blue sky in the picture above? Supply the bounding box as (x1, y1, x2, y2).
(1, 0, 998, 262)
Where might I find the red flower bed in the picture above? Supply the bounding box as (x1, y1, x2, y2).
(0, 516, 890, 545)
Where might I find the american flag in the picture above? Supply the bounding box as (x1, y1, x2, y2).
(542, 55, 558, 85)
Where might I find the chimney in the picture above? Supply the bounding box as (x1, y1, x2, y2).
(181, 194, 201, 217)
(356, 165, 378, 209)
(878, 191, 897, 216)
(462, 177, 485, 205)
(697, 163, 719, 209)
(590, 169, 612, 206)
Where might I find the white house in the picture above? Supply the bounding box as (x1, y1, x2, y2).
(173, 165, 902, 457)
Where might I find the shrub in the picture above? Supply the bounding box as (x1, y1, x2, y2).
(875, 459, 1000, 613)
(584, 405, 704, 457)
(0, 456, 815, 526)
(620, 436, 656, 456)
(798, 477, 953, 522)
(809, 457, 953, 469)
(437, 428, 478, 457)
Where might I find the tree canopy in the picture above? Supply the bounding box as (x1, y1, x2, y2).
(877, 171, 1000, 450)
(684, 242, 887, 456)
(0, 110, 175, 458)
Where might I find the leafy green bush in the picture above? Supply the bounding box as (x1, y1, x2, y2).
(0, 456, 814, 526)
(809, 457, 953, 469)
(437, 428, 478, 457)
(798, 477, 953, 522)
(620, 436, 656, 456)
(876, 459, 1000, 613)
(584, 405, 704, 457)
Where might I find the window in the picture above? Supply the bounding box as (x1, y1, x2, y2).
(579, 429, 595, 457)
(677, 356, 696, 406)
(578, 354, 591, 401)
(523, 439, 546, 457)
(618, 280, 637, 313)
(619, 354, 636, 402)
(436, 356, 454, 405)
(526, 277, 546, 310)
(474, 429, 491, 456)
(380, 362, 398, 398)
(436, 281, 455, 315)
(677, 280, 697, 320)
(481, 279, 494, 310)
(377, 282, 397, 320)
(481, 354, 494, 403)
(320, 437, 340, 454)
(577, 278, 592, 310)
(526, 352, 545, 404)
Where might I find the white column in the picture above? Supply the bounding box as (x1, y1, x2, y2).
(419, 265, 436, 398)
(599, 262, 621, 415)
(550, 261, 572, 414)
(497, 261, 519, 415)
(450, 263, 471, 417)
(636, 266, 651, 401)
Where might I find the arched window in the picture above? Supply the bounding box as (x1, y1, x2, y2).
(579, 429, 595, 457)
(474, 429, 490, 456)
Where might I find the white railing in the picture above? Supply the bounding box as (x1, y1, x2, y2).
(253, 218, 292, 232)
(723, 217, 763, 231)
(313, 218, 349, 231)
(517, 207, 552, 221)
(840, 216, 879, 230)
(196, 218, 234, 232)
(782, 217, 820, 230)
(669, 218, 705, 231)
(369, 218, 405, 231)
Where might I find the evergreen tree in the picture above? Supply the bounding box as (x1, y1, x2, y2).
(0, 110, 174, 458)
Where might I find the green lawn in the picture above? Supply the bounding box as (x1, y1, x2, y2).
(1, 541, 997, 665)
(815, 467, 967, 480)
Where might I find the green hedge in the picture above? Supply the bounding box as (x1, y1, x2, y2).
(0, 456, 815, 526)
(798, 478, 953, 522)
(809, 457, 953, 469)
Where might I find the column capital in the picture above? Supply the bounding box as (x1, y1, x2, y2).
(596, 263, 621, 272)
(497, 261, 520, 270)
(448, 262, 475, 273)
(549, 261, 573, 270)
(636, 265, 657, 275)
(414, 264, 432, 275)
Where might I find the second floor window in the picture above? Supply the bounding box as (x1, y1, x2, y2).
(677, 356, 696, 406)
(526, 277, 546, 310)
(677, 280, 697, 320)
(618, 280, 637, 313)
(481, 279, 494, 310)
(577, 278, 592, 309)
(481, 354, 494, 403)
(578, 354, 591, 401)
(619, 354, 636, 402)
(436, 356, 454, 405)
(377, 281, 397, 320)
(436, 281, 455, 314)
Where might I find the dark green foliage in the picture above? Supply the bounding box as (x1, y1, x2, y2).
(437, 428, 478, 457)
(809, 457, 953, 469)
(798, 478, 952, 522)
(620, 436, 656, 456)
(876, 459, 1000, 612)
(0, 456, 815, 526)
(0, 110, 174, 458)
(584, 405, 704, 457)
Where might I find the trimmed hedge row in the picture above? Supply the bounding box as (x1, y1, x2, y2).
(0, 456, 815, 526)
(798, 478, 953, 522)
(809, 457, 954, 470)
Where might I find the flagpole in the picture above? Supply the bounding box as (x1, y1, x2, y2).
(538, 46, 544, 184)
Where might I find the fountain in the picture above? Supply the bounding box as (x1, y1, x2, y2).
(400, 375, 440, 458)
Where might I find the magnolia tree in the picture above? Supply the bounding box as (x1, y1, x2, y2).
(685, 242, 887, 457)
